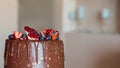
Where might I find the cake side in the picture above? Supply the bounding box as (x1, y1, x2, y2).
(4, 40, 64, 68)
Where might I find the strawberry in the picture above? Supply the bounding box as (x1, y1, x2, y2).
(55, 31, 59, 35)
(14, 31, 22, 39)
(40, 29, 59, 40)
(43, 29, 47, 34)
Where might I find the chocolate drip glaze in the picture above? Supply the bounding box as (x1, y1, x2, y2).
(26, 41, 30, 60)
(4, 41, 10, 65)
(11, 43, 14, 56)
(17, 41, 20, 58)
(4, 40, 64, 68)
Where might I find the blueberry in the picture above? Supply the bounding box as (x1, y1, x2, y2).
(20, 34, 28, 40)
(56, 36, 59, 40)
(8, 34, 14, 40)
(39, 37, 45, 41)
(22, 34, 27, 37)
(46, 35, 52, 40)
(48, 36, 52, 40)
(21, 34, 27, 38)
(50, 31, 55, 34)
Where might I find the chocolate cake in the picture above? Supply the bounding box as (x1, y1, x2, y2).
(4, 26, 64, 68)
(4, 40, 64, 68)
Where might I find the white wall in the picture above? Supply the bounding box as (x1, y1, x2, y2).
(19, 0, 54, 32)
(0, 0, 18, 67)
(66, 33, 120, 68)
(61, 0, 120, 68)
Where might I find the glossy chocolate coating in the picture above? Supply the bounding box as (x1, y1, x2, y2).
(4, 40, 64, 68)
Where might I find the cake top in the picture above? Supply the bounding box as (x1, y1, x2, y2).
(8, 26, 59, 41)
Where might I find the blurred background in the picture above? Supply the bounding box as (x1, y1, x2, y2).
(1, 0, 120, 68)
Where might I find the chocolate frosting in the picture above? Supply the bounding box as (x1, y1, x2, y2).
(4, 40, 64, 68)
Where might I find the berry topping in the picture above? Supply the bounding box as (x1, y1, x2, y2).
(24, 26, 39, 40)
(43, 29, 47, 34)
(39, 37, 45, 41)
(43, 29, 53, 35)
(8, 26, 60, 41)
(20, 34, 28, 40)
(51, 34, 57, 40)
(14, 31, 22, 39)
(55, 31, 59, 35)
(56, 35, 59, 40)
(46, 35, 52, 40)
(8, 34, 14, 40)
(40, 29, 60, 40)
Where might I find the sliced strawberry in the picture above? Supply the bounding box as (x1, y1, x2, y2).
(43, 29, 47, 34)
(14, 31, 22, 39)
